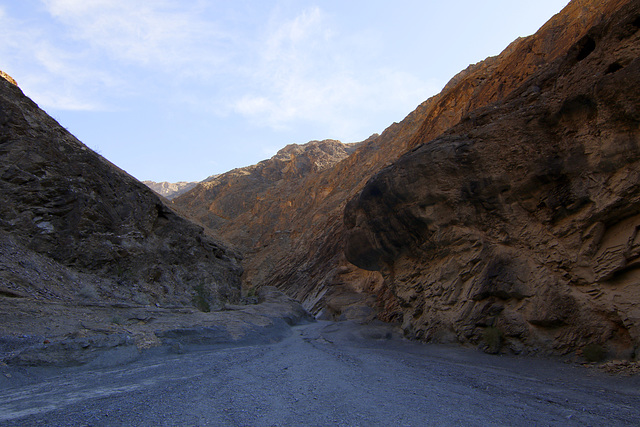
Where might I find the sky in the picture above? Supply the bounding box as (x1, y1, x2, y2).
(0, 0, 570, 183)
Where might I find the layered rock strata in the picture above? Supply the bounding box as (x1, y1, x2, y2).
(174, 0, 632, 328)
(173, 139, 383, 317)
(0, 76, 242, 310)
(345, 0, 640, 356)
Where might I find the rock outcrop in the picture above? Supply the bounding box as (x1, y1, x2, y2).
(0, 70, 17, 86)
(345, 0, 640, 356)
(174, 139, 358, 240)
(173, 137, 396, 319)
(143, 180, 198, 200)
(0, 69, 314, 368)
(1, 287, 311, 367)
(174, 0, 635, 334)
(0, 75, 242, 310)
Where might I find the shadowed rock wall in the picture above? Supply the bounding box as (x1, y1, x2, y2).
(345, 0, 640, 356)
(173, 0, 634, 328)
(0, 77, 242, 309)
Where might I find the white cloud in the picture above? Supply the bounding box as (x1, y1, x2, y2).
(232, 6, 440, 141)
(235, 96, 275, 118)
(263, 6, 329, 63)
(232, 7, 354, 127)
(41, 0, 227, 72)
(1, 1, 439, 138)
(0, 0, 237, 111)
(0, 7, 95, 110)
(0, 2, 129, 110)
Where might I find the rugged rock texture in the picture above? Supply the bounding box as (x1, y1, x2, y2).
(0, 75, 242, 310)
(174, 0, 633, 328)
(174, 139, 358, 241)
(0, 70, 312, 367)
(143, 180, 198, 200)
(173, 138, 384, 318)
(345, 0, 640, 357)
(0, 286, 312, 366)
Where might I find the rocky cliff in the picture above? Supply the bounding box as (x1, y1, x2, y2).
(174, 0, 635, 334)
(143, 180, 198, 200)
(172, 137, 390, 318)
(345, 0, 640, 357)
(174, 139, 358, 239)
(0, 75, 242, 310)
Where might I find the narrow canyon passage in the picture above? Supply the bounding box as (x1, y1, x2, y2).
(1, 321, 639, 426)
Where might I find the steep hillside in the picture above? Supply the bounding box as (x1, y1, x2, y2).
(0, 75, 242, 310)
(143, 180, 198, 200)
(174, 0, 629, 323)
(345, 0, 640, 356)
(173, 139, 360, 248)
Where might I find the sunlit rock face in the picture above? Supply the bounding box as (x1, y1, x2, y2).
(345, 0, 640, 356)
(172, 0, 637, 336)
(143, 181, 198, 200)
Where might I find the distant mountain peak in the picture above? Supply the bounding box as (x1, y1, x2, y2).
(143, 180, 198, 200)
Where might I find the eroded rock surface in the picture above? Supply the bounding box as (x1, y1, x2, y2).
(345, 0, 640, 356)
(174, 139, 358, 241)
(0, 287, 312, 367)
(172, 138, 383, 316)
(172, 0, 634, 331)
(0, 75, 242, 311)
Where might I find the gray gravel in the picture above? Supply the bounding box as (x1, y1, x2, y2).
(1, 320, 639, 426)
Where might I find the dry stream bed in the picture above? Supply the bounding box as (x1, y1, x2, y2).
(1, 319, 639, 426)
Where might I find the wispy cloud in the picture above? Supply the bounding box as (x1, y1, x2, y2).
(1, 1, 439, 141)
(0, 5, 105, 110)
(232, 6, 439, 140)
(0, 0, 236, 111)
(41, 0, 231, 76)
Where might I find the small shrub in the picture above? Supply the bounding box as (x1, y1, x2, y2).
(246, 287, 257, 298)
(111, 316, 123, 325)
(193, 284, 211, 312)
(583, 343, 607, 362)
(483, 326, 503, 354)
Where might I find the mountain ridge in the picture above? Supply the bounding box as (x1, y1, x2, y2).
(143, 180, 198, 200)
(172, 0, 640, 357)
(173, 0, 630, 320)
(0, 75, 242, 310)
(344, 0, 640, 355)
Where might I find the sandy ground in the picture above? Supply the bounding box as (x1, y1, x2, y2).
(1, 320, 639, 426)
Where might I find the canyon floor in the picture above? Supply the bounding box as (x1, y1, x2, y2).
(1, 320, 639, 426)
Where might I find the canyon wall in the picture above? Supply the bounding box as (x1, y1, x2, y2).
(345, 0, 640, 356)
(174, 0, 634, 333)
(0, 75, 242, 309)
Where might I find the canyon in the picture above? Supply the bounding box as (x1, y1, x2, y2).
(0, 0, 639, 371)
(172, 0, 640, 359)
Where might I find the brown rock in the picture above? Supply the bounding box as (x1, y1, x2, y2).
(0, 70, 17, 86)
(173, 0, 634, 328)
(344, 0, 640, 356)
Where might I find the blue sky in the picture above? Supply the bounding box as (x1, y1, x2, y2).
(0, 0, 569, 182)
